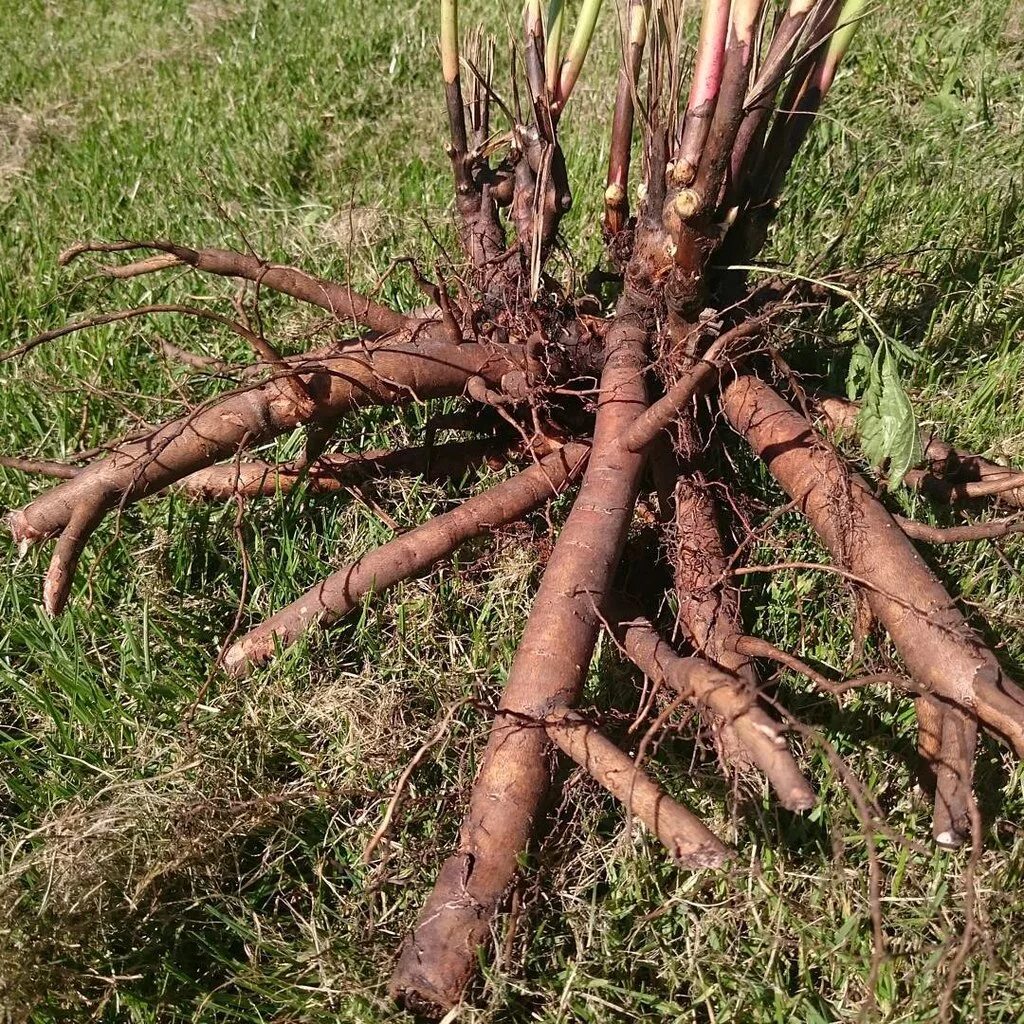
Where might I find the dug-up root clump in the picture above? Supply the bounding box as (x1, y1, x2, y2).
(4, 0, 1024, 1015)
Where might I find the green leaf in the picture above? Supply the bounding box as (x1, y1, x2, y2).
(857, 364, 886, 466)
(856, 352, 922, 489)
(880, 354, 923, 487)
(846, 338, 874, 401)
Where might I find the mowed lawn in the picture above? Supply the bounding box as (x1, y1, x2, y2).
(2, 1, 1024, 1021)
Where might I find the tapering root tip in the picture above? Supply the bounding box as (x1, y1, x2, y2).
(916, 696, 977, 849)
(610, 605, 817, 815)
(220, 444, 589, 676)
(42, 504, 105, 616)
(547, 710, 732, 868)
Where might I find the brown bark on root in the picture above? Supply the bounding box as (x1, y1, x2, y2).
(724, 375, 1024, 758)
(389, 311, 652, 1014)
(0, 457, 80, 479)
(10, 337, 524, 615)
(607, 599, 815, 812)
(61, 240, 414, 335)
(223, 443, 589, 674)
(915, 697, 977, 848)
(175, 438, 514, 499)
(3, 439, 515, 497)
(895, 514, 1024, 545)
(664, 478, 818, 812)
(672, 478, 761, 751)
(545, 709, 730, 862)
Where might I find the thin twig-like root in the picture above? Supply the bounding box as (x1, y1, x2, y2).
(608, 600, 816, 813)
(159, 339, 230, 372)
(60, 239, 416, 335)
(724, 376, 1024, 757)
(916, 697, 976, 849)
(545, 709, 731, 865)
(389, 310, 649, 1015)
(814, 393, 1024, 508)
(727, 634, 906, 696)
(895, 513, 1024, 545)
(176, 438, 514, 499)
(2, 303, 289, 365)
(223, 442, 589, 675)
(10, 337, 525, 615)
(0, 456, 79, 479)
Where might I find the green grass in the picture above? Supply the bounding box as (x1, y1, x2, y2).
(1, 1, 1024, 1021)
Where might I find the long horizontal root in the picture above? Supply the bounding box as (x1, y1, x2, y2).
(61, 239, 416, 335)
(895, 513, 1024, 545)
(609, 600, 816, 813)
(725, 375, 1024, 756)
(11, 336, 524, 615)
(223, 442, 589, 674)
(0, 456, 79, 479)
(3, 438, 513, 501)
(389, 310, 649, 1015)
(4, 303, 285, 365)
(176, 437, 514, 499)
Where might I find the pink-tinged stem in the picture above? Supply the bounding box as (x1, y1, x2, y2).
(727, 0, 821, 204)
(674, 0, 731, 183)
(813, 0, 866, 98)
(757, 0, 844, 204)
(440, 0, 470, 191)
(684, 0, 764, 214)
(604, 0, 649, 236)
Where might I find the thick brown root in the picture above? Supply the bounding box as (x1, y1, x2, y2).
(546, 709, 731, 865)
(916, 697, 977, 849)
(10, 337, 524, 615)
(608, 600, 816, 813)
(724, 375, 1024, 758)
(388, 311, 649, 1015)
(223, 443, 589, 675)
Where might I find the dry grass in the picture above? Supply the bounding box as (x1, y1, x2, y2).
(0, 105, 74, 202)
